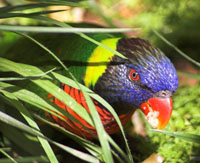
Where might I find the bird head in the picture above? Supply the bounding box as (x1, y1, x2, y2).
(92, 37, 178, 130)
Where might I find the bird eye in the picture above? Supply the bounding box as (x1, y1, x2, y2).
(129, 69, 139, 81)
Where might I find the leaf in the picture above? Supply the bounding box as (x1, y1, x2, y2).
(0, 3, 53, 13)
(25, 15, 127, 59)
(17, 28, 132, 162)
(0, 111, 99, 163)
(52, 72, 133, 162)
(0, 57, 93, 126)
(0, 10, 65, 19)
(152, 29, 200, 67)
(0, 148, 17, 163)
(0, 91, 58, 163)
(33, 114, 103, 158)
(0, 25, 134, 34)
(0, 155, 49, 163)
(27, 0, 87, 7)
(0, 68, 55, 81)
(152, 129, 200, 144)
(16, 33, 121, 162)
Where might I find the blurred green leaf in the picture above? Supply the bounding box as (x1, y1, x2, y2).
(0, 3, 52, 13)
(0, 9, 65, 19)
(152, 29, 200, 67)
(0, 155, 49, 163)
(0, 25, 134, 33)
(152, 129, 200, 144)
(28, 0, 87, 6)
(0, 148, 17, 163)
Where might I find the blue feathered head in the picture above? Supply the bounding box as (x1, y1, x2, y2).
(95, 37, 178, 129)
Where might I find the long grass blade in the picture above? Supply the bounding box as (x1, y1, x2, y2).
(27, 0, 87, 7)
(0, 67, 55, 81)
(0, 57, 93, 126)
(0, 156, 49, 163)
(0, 25, 135, 33)
(0, 111, 100, 163)
(152, 29, 200, 67)
(27, 15, 127, 59)
(0, 3, 54, 13)
(0, 10, 65, 19)
(51, 72, 133, 162)
(15, 33, 114, 162)
(0, 148, 17, 163)
(22, 33, 131, 162)
(0, 6, 134, 161)
(152, 129, 200, 144)
(1, 90, 59, 163)
(33, 114, 103, 158)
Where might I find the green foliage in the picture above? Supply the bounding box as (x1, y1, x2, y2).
(0, 1, 134, 161)
(146, 84, 200, 163)
(130, 0, 200, 61)
(0, 0, 200, 162)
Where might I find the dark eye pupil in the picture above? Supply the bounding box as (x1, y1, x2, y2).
(132, 72, 137, 78)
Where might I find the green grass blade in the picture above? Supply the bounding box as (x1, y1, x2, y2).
(152, 29, 200, 67)
(106, 134, 132, 162)
(0, 81, 72, 123)
(33, 114, 103, 159)
(0, 111, 99, 163)
(27, 0, 87, 7)
(51, 141, 100, 163)
(0, 3, 53, 13)
(0, 11, 134, 161)
(152, 129, 200, 144)
(52, 72, 133, 162)
(0, 68, 55, 81)
(27, 15, 127, 59)
(0, 81, 96, 137)
(0, 90, 59, 163)
(16, 33, 115, 162)
(0, 57, 93, 126)
(0, 10, 65, 19)
(83, 92, 114, 162)
(0, 111, 44, 142)
(0, 120, 44, 156)
(0, 148, 17, 163)
(0, 1, 85, 14)
(0, 156, 49, 163)
(0, 82, 94, 137)
(17, 27, 131, 161)
(0, 25, 134, 33)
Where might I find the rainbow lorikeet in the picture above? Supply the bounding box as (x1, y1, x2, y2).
(1, 32, 178, 139)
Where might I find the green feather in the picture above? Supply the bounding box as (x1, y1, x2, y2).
(1, 33, 116, 82)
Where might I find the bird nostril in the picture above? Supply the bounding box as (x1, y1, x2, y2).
(161, 91, 167, 97)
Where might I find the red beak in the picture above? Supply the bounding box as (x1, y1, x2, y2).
(140, 97, 173, 129)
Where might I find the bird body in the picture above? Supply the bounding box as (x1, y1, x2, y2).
(1, 31, 178, 138)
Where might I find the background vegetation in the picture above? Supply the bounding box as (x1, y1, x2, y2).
(0, 0, 199, 162)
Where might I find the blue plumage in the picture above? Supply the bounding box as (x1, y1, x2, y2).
(94, 37, 178, 114)
(136, 55, 178, 93)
